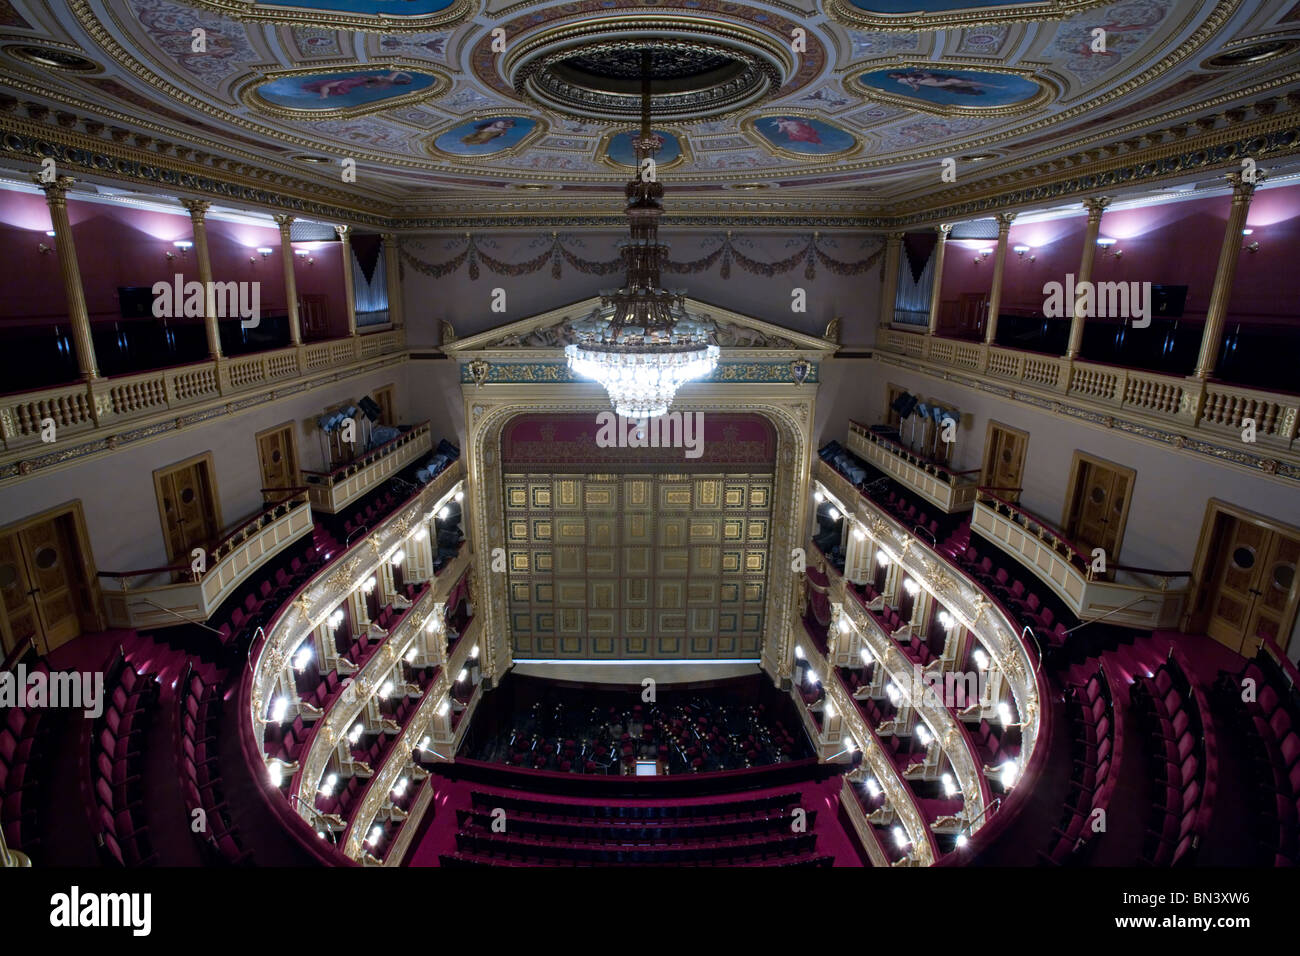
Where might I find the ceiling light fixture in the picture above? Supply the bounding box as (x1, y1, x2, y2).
(564, 52, 717, 419)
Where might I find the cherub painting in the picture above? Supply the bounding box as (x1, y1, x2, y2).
(859, 67, 1040, 108)
(256, 69, 438, 111)
(432, 116, 539, 156)
(751, 116, 856, 156)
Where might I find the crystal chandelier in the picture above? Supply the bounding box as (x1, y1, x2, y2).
(564, 52, 718, 419)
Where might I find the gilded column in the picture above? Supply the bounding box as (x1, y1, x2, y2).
(926, 223, 952, 336)
(1193, 173, 1258, 380)
(984, 212, 1016, 346)
(182, 199, 222, 360)
(1065, 197, 1110, 360)
(274, 214, 302, 346)
(336, 224, 358, 338)
(34, 174, 98, 380)
(879, 231, 904, 328)
(382, 232, 403, 329)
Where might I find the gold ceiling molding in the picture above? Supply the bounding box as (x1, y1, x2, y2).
(824, 0, 1117, 32)
(842, 61, 1058, 119)
(173, 0, 475, 33)
(236, 62, 454, 121)
(54, 0, 1244, 193)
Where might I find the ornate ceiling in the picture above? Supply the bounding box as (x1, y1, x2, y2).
(0, 0, 1297, 223)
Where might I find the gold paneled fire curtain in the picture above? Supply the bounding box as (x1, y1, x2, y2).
(501, 414, 777, 660)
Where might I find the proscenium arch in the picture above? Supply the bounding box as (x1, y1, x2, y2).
(461, 392, 816, 687)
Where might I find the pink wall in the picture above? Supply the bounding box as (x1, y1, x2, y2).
(0, 190, 69, 326)
(933, 183, 1300, 327)
(0, 191, 348, 336)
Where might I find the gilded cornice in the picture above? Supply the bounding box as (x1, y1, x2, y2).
(176, 0, 474, 32)
(824, 0, 1114, 31)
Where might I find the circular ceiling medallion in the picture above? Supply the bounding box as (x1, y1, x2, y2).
(1202, 38, 1298, 70)
(503, 17, 795, 124)
(520, 38, 780, 122)
(6, 45, 100, 72)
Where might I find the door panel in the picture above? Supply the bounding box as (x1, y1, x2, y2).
(257, 425, 299, 496)
(1067, 457, 1133, 564)
(0, 512, 91, 656)
(983, 423, 1027, 504)
(19, 519, 81, 652)
(156, 457, 221, 564)
(1208, 515, 1300, 656)
(0, 532, 39, 655)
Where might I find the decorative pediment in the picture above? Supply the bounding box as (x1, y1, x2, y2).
(442, 296, 839, 359)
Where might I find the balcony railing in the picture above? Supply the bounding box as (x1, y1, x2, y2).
(971, 488, 1191, 629)
(302, 422, 432, 514)
(812, 458, 1050, 863)
(0, 330, 407, 471)
(876, 330, 1299, 460)
(99, 489, 314, 629)
(846, 420, 980, 513)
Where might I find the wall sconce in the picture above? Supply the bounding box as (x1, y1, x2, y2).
(1242, 228, 1259, 253)
(40, 229, 56, 253)
(167, 239, 193, 261)
(1013, 244, 1035, 262)
(1096, 237, 1122, 259)
(294, 248, 315, 266)
(973, 247, 992, 265)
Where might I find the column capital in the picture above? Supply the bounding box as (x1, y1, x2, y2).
(381, 231, 398, 243)
(273, 214, 295, 232)
(995, 212, 1017, 231)
(32, 173, 75, 204)
(181, 198, 211, 220)
(334, 224, 352, 241)
(886, 231, 906, 242)
(936, 223, 953, 237)
(1225, 170, 1261, 200)
(1082, 196, 1111, 218)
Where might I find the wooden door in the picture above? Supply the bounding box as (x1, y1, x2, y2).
(372, 385, 395, 427)
(1065, 454, 1134, 564)
(257, 423, 300, 497)
(0, 510, 95, 655)
(155, 455, 221, 564)
(1206, 515, 1300, 656)
(982, 422, 1028, 504)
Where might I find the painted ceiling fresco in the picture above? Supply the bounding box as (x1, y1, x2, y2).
(0, 0, 1295, 205)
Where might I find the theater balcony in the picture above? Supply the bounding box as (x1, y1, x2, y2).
(303, 421, 433, 515)
(240, 460, 475, 865)
(98, 489, 314, 630)
(874, 330, 1299, 461)
(971, 488, 1192, 629)
(845, 420, 980, 514)
(0, 330, 406, 473)
(802, 458, 1051, 865)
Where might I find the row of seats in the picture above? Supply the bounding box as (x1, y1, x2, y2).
(176, 665, 253, 865)
(470, 789, 801, 824)
(86, 650, 160, 867)
(450, 827, 820, 866)
(0, 652, 58, 859)
(1041, 666, 1122, 865)
(1130, 649, 1215, 866)
(1215, 647, 1300, 865)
